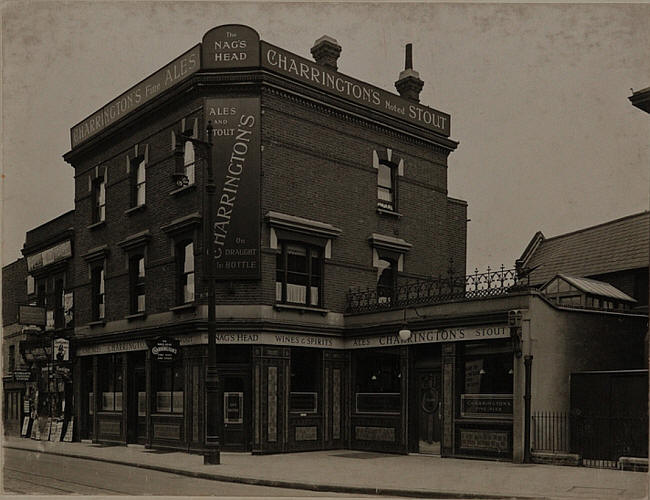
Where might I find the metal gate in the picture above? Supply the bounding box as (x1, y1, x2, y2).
(570, 370, 648, 468)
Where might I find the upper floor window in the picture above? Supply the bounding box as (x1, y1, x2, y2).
(377, 258, 396, 303)
(377, 161, 396, 211)
(183, 141, 195, 186)
(36, 276, 65, 329)
(177, 241, 195, 304)
(91, 265, 105, 320)
(93, 177, 106, 223)
(276, 242, 322, 307)
(129, 255, 145, 313)
(132, 158, 146, 207)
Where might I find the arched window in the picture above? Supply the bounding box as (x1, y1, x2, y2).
(133, 158, 146, 206)
(183, 141, 195, 185)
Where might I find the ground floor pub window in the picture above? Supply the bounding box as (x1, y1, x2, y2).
(290, 348, 320, 413)
(354, 349, 401, 414)
(99, 354, 123, 411)
(460, 341, 513, 418)
(155, 358, 184, 413)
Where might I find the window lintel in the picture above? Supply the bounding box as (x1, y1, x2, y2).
(83, 245, 109, 263)
(369, 233, 412, 254)
(161, 212, 202, 236)
(265, 211, 342, 239)
(117, 230, 152, 252)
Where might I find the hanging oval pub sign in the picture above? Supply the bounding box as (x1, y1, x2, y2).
(151, 337, 180, 363)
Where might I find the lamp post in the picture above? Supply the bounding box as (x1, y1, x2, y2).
(184, 123, 220, 464)
(203, 121, 220, 465)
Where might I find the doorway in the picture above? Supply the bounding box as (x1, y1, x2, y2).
(221, 372, 250, 451)
(417, 370, 442, 454)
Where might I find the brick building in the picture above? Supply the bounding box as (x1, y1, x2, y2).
(62, 24, 468, 454)
(2, 210, 75, 437)
(3, 258, 28, 435)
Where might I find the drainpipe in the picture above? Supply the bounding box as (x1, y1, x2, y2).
(523, 355, 533, 463)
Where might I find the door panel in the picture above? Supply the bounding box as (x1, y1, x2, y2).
(418, 371, 442, 454)
(221, 374, 250, 450)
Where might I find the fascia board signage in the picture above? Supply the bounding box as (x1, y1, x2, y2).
(260, 41, 451, 137)
(70, 44, 201, 148)
(349, 325, 510, 348)
(75, 325, 508, 357)
(205, 97, 261, 280)
(202, 24, 260, 69)
(19, 305, 46, 326)
(26, 240, 72, 272)
(151, 337, 180, 362)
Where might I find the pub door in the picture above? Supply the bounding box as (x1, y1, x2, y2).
(221, 371, 250, 451)
(126, 352, 146, 444)
(417, 370, 442, 454)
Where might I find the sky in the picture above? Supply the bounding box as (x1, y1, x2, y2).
(2, 1, 649, 273)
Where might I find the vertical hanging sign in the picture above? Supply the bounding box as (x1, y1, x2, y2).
(205, 97, 261, 280)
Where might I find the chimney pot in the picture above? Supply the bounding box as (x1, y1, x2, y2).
(311, 35, 341, 70)
(395, 43, 424, 102)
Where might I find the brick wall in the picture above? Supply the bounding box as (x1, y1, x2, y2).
(67, 80, 467, 325)
(2, 258, 27, 327)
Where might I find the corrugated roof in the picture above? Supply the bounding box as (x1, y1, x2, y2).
(557, 274, 637, 303)
(522, 212, 649, 285)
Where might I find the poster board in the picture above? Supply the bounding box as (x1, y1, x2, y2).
(50, 420, 64, 442)
(63, 418, 74, 442)
(45, 418, 52, 441)
(21, 417, 31, 437)
(30, 420, 40, 440)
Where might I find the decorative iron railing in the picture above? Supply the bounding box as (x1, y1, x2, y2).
(346, 266, 528, 313)
(532, 411, 571, 453)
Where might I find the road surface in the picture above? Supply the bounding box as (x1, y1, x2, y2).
(3, 448, 370, 497)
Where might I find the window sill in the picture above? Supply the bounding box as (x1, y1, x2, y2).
(124, 204, 146, 216)
(170, 302, 196, 313)
(88, 320, 106, 328)
(169, 184, 196, 196)
(151, 413, 184, 418)
(376, 207, 402, 218)
(86, 220, 106, 230)
(125, 312, 146, 321)
(274, 303, 329, 315)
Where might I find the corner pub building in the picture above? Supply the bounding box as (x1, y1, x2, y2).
(53, 24, 646, 463)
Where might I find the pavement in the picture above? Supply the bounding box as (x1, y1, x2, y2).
(3, 436, 648, 499)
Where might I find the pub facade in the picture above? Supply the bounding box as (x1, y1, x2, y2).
(49, 24, 648, 463)
(63, 24, 470, 456)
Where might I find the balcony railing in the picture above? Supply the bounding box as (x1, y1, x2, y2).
(346, 266, 528, 313)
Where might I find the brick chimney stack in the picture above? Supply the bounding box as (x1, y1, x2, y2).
(310, 35, 342, 71)
(395, 43, 424, 102)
